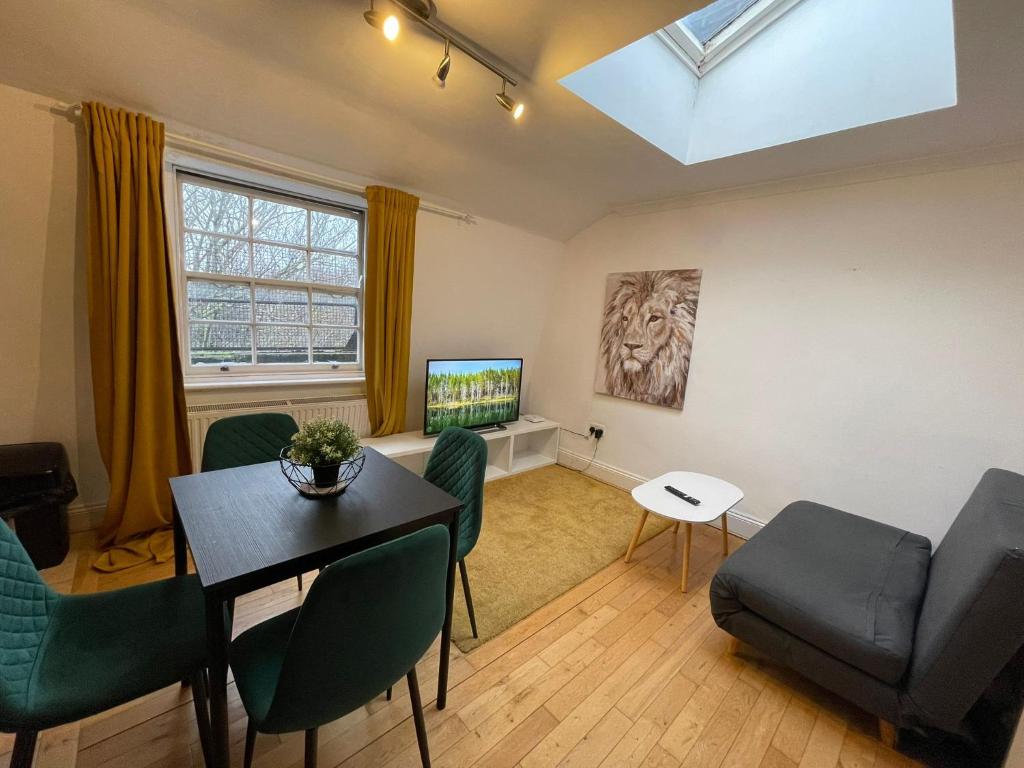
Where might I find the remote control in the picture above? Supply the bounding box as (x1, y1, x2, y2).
(665, 485, 701, 506)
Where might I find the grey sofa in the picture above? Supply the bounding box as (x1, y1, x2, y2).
(710, 467, 1024, 748)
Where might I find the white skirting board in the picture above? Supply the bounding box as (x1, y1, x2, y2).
(557, 447, 765, 541)
(68, 501, 107, 533)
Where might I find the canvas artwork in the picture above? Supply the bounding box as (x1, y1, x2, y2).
(594, 269, 703, 410)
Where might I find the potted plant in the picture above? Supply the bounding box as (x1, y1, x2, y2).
(287, 419, 362, 488)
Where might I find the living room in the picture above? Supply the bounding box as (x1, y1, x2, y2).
(1, 1, 1023, 767)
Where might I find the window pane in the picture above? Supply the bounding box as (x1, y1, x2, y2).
(310, 252, 359, 287)
(253, 198, 307, 246)
(184, 233, 250, 276)
(311, 291, 358, 326)
(314, 327, 358, 364)
(189, 323, 252, 366)
(256, 325, 310, 364)
(311, 211, 359, 252)
(680, 0, 759, 44)
(187, 280, 251, 322)
(253, 243, 308, 282)
(182, 183, 249, 236)
(255, 286, 309, 324)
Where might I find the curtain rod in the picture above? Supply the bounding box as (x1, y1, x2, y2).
(51, 102, 475, 225)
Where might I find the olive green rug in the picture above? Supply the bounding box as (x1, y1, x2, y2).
(450, 464, 670, 652)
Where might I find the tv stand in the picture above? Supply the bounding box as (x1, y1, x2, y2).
(363, 418, 559, 483)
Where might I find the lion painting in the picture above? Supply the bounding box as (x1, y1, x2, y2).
(595, 269, 702, 409)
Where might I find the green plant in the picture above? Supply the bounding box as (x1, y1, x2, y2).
(288, 419, 361, 467)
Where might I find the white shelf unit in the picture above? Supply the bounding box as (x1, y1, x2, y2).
(362, 418, 560, 482)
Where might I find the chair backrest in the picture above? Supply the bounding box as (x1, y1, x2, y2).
(261, 525, 449, 734)
(201, 413, 299, 472)
(903, 468, 1024, 729)
(0, 522, 59, 726)
(423, 427, 488, 561)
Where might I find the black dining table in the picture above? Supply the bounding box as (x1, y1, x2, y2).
(170, 447, 462, 768)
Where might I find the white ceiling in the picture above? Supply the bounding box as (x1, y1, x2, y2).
(0, 0, 1022, 240)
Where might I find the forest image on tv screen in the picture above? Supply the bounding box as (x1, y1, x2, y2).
(426, 359, 521, 434)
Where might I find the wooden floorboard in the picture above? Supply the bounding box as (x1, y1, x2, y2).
(5, 526, 921, 768)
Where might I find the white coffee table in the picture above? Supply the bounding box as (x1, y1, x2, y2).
(625, 471, 744, 592)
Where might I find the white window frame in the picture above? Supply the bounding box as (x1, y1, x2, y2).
(658, 0, 806, 76)
(165, 154, 368, 388)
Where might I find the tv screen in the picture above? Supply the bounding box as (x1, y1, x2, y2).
(424, 358, 523, 436)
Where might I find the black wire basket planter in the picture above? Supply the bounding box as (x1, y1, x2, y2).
(278, 446, 366, 499)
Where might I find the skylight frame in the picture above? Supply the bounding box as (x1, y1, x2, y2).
(658, 0, 806, 77)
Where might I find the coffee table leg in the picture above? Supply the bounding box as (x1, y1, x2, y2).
(205, 594, 232, 768)
(673, 521, 681, 537)
(624, 509, 649, 563)
(721, 514, 729, 555)
(437, 511, 459, 710)
(681, 523, 693, 593)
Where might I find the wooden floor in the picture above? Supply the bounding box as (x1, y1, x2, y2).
(1, 523, 920, 768)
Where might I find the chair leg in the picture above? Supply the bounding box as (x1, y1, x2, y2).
(304, 727, 318, 768)
(244, 719, 257, 768)
(297, 573, 303, 591)
(190, 670, 213, 768)
(386, 686, 393, 701)
(879, 719, 897, 749)
(721, 513, 730, 555)
(11, 730, 37, 768)
(407, 666, 431, 768)
(459, 559, 478, 639)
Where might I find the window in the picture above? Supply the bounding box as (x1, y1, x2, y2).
(174, 173, 364, 377)
(660, 0, 805, 76)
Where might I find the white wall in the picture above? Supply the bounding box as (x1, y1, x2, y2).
(405, 214, 563, 432)
(0, 81, 565, 513)
(688, 0, 958, 163)
(533, 160, 1024, 545)
(0, 82, 107, 510)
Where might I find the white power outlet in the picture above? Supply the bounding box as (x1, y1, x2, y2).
(587, 422, 606, 440)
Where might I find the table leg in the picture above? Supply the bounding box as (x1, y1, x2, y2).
(624, 509, 649, 563)
(437, 510, 460, 710)
(721, 513, 729, 556)
(673, 521, 681, 537)
(173, 498, 187, 577)
(681, 523, 693, 593)
(205, 594, 232, 768)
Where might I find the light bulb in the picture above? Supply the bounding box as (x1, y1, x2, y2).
(512, 102, 524, 120)
(382, 14, 399, 41)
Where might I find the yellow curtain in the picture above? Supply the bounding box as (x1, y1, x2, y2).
(364, 186, 420, 436)
(82, 102, 193, 571)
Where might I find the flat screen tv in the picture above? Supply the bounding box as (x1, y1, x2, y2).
(424, 358, 523, 436)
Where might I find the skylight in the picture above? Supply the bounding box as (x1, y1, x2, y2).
(660, 0, 805, 77)
(681, 0, 760, 45)
(559, 0, 958, 165)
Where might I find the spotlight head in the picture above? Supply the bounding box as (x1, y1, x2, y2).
(433, 42, 451, 88)
(364, 8, 399, 40)
(495, 89, 524, 120)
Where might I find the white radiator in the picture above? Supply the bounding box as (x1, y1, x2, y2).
(186, 396, 370, 470)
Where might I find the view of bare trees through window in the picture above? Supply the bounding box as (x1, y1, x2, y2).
(179, 177, 362, 369)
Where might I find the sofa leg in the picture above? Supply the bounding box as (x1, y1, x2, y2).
(728, 636, 741, 655)
(879, 719, 897, 749)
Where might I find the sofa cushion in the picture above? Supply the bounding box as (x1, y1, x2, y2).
(711, 501, 931, 685)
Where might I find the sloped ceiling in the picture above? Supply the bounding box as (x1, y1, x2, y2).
(0, 0, 1022, 240)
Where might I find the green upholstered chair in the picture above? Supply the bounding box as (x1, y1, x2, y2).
(423, 426, 488, 639)
(231, 525, 449, 768)
(0, 522, 211, 768)
(201, 413, 305, 590)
